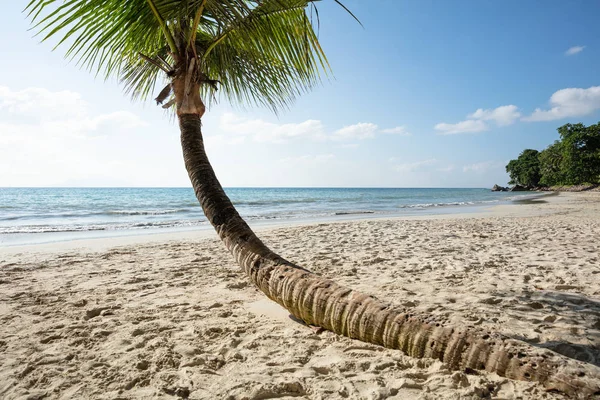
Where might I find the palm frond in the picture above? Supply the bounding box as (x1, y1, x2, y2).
(26, 0, 358, 113)
(197, 0, 330, 111)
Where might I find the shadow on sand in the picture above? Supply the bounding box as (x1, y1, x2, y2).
(503, 291, 600, 367)
(289, 288, 600, 367)
(512, 191, 560, 205)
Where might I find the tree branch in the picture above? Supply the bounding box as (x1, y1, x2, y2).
(188, 0, 208, 48)
(138, 52, 170, 73)
(144, 0, 178, 54)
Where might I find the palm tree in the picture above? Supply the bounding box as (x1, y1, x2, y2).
(26, 1, 598, 395)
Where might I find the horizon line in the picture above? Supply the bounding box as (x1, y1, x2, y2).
(1, 186, 492, 190)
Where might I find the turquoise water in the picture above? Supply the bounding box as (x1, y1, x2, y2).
(0, 187, 528, 245)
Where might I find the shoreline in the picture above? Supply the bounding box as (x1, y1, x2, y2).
(0, 191, 559, 254)
(0, 187, 539, 249)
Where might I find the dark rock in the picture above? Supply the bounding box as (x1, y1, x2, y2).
(491, 184, 508, 192)
(510, 185, 529, 191)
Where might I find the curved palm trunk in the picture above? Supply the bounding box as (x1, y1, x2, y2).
(178, 112, 599, 397)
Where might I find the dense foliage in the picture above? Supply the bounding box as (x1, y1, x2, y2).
(506, 122, 600, 187)
(506, 149, 541, 187)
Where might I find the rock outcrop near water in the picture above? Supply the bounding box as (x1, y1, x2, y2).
(510, 185, 529, 192)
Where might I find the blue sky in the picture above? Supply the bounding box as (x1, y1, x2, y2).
(1, 0, 599, 187)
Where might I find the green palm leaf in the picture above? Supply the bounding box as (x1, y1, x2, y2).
(25, 0, 351, 112)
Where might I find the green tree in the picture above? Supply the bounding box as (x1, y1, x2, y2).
(505, 149, 541, 188)
(538, 140, 564, 186)
(556, 122, 600, 184)
(27, 1, 598, 395)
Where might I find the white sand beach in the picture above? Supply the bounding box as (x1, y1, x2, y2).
(1, 193, 599, 399)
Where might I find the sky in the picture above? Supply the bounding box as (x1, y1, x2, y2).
(1, 1, 600, 188)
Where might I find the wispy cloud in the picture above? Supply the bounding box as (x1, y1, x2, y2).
(381, 126, 411, 136)
(0, 86, 87, 119)
(0, 86, 146, 139)
(467, 105, 521, 126)
(462, 161, 505, 173)
(0, 86, 147, 186)
(204, 134, 247, 147)
(219, 113, 326, 143)
(219, 113, 412, 143)
(565, 45, 585, 56)
(391, 158, 438, 172)
(437, 164, 455, 173)
(334, 122, 378, 140)
(523, 86, 600, 122)
(278, 154, 335, 164)
(436, 85, 600, 129)
(435, 119, 488, 135)
(435, 105, 520, 135)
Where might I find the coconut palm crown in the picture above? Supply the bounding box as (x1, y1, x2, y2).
(26, 1, 600, 397)
(27, 0, 356, 113)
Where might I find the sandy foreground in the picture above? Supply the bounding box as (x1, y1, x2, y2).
(1, 193, 599, 399)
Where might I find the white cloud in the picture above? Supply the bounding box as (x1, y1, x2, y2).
(436, 104, 521, 135)
(467, 105, 521, 126)
(392, 158, 438, 172)
(278, 154, 335, 164)
(462, 161, 505, 173)
(218, 114, 411, 143)
(91, 111, 147, 129)
(382, 126, 411, 136)
(204, 134, 246, 147)
(0, 86, 87, 120)
(334, 122, 378, 140)
(0, 86, 150, 187)
(340, 143, 359, 149)
(0, 86, 145, 141)
(435, 119, 488, 135)
(565, 46, 585, 56)
(219, 112, 326, 143)
(437, 164, 455, 172)
(523, 86, 600, 122)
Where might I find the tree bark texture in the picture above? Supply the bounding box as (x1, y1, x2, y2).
(178, 112, 599, 398)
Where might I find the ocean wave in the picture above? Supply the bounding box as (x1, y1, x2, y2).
(0, 189, 518, 236)
(334, 211, 375, 216)
(0, 225, 108, 234)
(0, 219, 207, 234)
(0, 211, 100, 221)
(107, 208, 191, 215)
(233, 199, 318, 206)
(396, 199, 499, 209)
(1, 208, 194, 221)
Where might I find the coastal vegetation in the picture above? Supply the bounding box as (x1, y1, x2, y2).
(26, 1, 599, 395)
(506, 122, 600, 189)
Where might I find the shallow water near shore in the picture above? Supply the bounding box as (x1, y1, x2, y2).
(0, 187, 536, 246)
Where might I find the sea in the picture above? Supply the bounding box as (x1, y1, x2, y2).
(0, 187, 532, 246)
